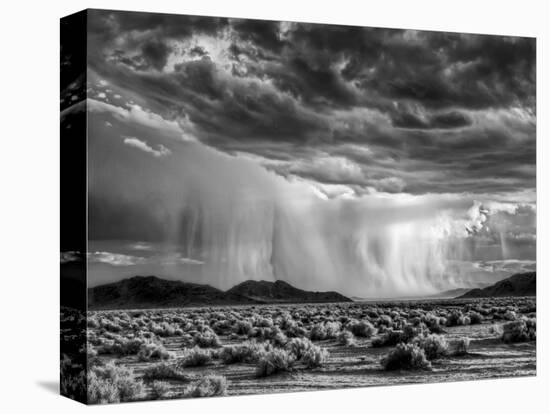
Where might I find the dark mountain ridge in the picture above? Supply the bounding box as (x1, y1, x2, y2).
(458, 272, 536, 298)
(227, 279, 351, 304)
(88, 276, 352, 309)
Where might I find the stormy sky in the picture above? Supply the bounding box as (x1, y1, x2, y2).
(68, 9, 536, 297)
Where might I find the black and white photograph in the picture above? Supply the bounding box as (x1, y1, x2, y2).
(58, 8, 538, 405)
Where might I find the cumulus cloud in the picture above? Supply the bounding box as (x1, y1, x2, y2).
(87, 98, 195, 141)
(87, 251, 204, 267)
(123, 136, 171, 157)
(88, 251, 145, 266)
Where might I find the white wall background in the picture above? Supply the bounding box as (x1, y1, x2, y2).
(0, 0, 547, 412)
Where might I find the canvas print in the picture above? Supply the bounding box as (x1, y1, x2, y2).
(60, 9, 536, 405)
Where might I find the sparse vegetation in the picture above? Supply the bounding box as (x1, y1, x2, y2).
(84, 296, 536, 403)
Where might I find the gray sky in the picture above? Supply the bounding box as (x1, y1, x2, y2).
(71, 10, 536, 297)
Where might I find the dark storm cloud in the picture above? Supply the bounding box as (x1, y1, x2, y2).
(85, 9, 535, 196)
(141, 40, 172, 71)
(391, 109, 472, 129)
(88, 9, 229, 39)
(231, 19, 286, 53)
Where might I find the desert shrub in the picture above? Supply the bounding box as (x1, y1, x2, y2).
(337, 330, 356, 346)
(177, 346, 213, 367)
(414, 334, 448, 360)
(88, 362, 143, 404)
(372, 329, 405, 348)
(101, 319, 123, 333)
(446, 310, 463, 327)
(255, 348, 295, 377)
(150, 381, 170, 400)
(142, 362, 189, 382)
(381, 343, 431, 371)
(149, 322, 180, 337)
(88, 371, 118, 404)
(468, 312, 483, 325)
(271, 330, 289, 347)
(193, 330, 221, 348)
(324, 322, 342, 339)
(503, 310, 518, 321)
(309, 323, 328, 340)
(377, 314, 393, 327)
(348, 320, 375, 338)
(114, 338, 145, 355)
(137, 342, 172, 362)
(234, 320, 253, 335)
(502, 318, 536, 343)
(426, 320, 444, 334)
(450, 337, 470, 356)
(410, 316, 422, 326)
(254, 317, 274, 328)
(286, 337, 316, 359)
(489, 324, 503, 336)
(401, 323, 427, 342)
(183, 375, 228, 398)
(367, 309, 379, 318)
(302, 345, 329, 368)
(285, 337, 328, 367)
(250, 326, 285, 344)
(220, 341, 270, 364)
(212, 320, 232, 335)
(285, 322, 308, 338)
(95, 335, 147, 356)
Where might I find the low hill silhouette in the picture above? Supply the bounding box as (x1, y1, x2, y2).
(88, 276, 351, 309)
(458, 272, 536, 298)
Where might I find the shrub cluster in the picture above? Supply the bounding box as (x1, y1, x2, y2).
(137, 341, 172, 362)
(183, 375, 228, 398)
(381, 343, 431, 371)
(502, 318, 536, 343)
(142, 362, 189, 382)
(177, 346, 213, 367)
(255, 348, 295, 377)
(88, 362, 143, 404)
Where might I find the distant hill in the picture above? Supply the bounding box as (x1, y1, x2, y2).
(458, 272, 536, 299)
(227, 279, 352, 304)
(88, 276, 352, 309)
